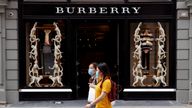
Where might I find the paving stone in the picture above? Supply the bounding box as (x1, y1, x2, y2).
(2, 100, 190, 108)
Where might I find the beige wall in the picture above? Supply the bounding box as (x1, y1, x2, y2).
(0, 0, 7, 104)
(5, 0, 19, 104)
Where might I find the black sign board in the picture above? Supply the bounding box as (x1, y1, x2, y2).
(22, 3, 175, 19)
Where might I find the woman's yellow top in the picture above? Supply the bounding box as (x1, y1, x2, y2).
(95, 79, 112, 108)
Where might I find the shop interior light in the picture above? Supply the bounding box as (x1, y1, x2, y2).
(123, 88, 176, 92)
(19, 89, 72, 92)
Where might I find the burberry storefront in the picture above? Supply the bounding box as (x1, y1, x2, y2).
(17, 0, 177, 101)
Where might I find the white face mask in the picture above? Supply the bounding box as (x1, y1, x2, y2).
(95, 71, 99, 78)
(88, 68, 94, 76)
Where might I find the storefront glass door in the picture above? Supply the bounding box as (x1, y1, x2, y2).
(74, 20, 118, 98)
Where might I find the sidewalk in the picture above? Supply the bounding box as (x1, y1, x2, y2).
(0, 100, 191, 108)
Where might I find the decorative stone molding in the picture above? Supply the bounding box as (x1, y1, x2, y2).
(177, 2, 188, 9)
(186, 0, 192, 7)
(177, 10, 189, 19)
(0, 0, 7, 4)
(186, 0, 192, 14)
(0, 0, 7, 13)
(177, 2, 189, 19)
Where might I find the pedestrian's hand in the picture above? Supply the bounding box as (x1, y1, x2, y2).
(88, 83, 92, 88)
(89, 83, 95, 88)
(85, 104, 91, 108)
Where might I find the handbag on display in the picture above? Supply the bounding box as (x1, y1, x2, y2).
(43, 45, 52, 53)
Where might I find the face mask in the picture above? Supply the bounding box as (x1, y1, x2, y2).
(88, 69, 94, 76)
(95, 71, 99, 79)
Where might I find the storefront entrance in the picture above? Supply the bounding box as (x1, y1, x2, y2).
(75, 20, 118, 98)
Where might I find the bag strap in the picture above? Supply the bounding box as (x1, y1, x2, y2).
(92, 77, 97, 84)
(99, 77, 111, 89)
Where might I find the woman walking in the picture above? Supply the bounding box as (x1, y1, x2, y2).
(85, 62, 112, 108)
(87, 62, 98, 104)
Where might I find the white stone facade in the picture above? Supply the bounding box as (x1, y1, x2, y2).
(0, 0, 191, 104)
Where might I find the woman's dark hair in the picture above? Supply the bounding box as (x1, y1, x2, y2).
(97, 62, 110, 77)
(90, 62, 98, 69)
(98, 62, 110, 88)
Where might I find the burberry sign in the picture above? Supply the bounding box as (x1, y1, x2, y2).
(23, 4, 174, 16)
(55, 6, 141, 15)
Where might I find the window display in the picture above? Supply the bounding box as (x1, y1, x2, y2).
(26, 21, 64, 88)
(130, 22, 169, 87)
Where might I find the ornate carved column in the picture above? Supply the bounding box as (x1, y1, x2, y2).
(186, 0, 192, 104)
(0, 0, 7, 104)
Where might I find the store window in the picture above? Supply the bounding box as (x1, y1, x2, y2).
(25, 20, 68, 88)
(130, 22, 169, 87)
